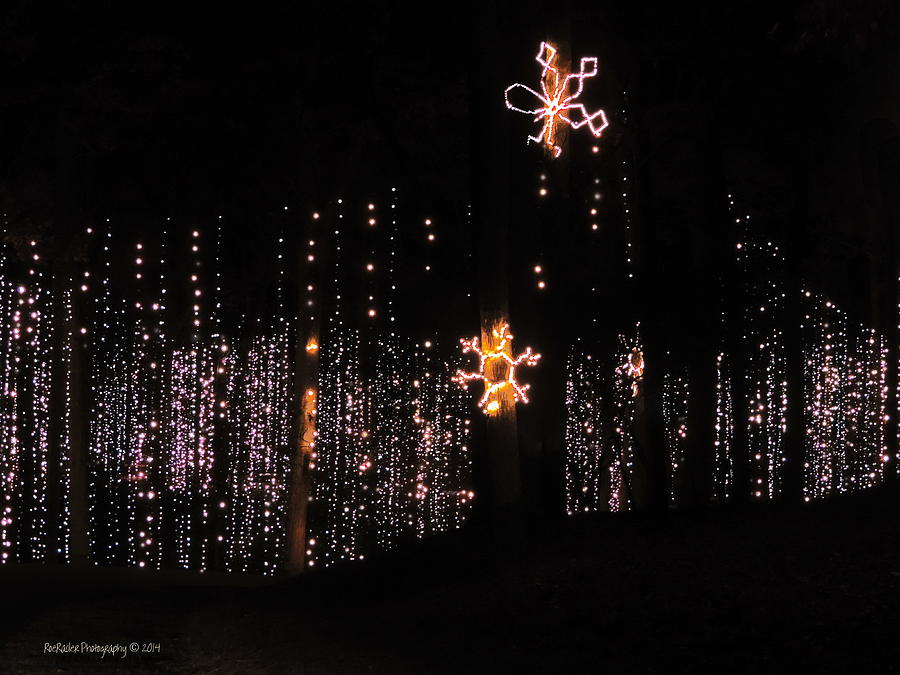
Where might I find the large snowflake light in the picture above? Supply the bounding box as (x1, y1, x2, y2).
(453, 321, 541, 415)
(504, 41, 609, 158)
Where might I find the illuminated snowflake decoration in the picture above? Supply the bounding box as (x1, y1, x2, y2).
(453, 322, 541, 415)
(504, 41, 609, 158)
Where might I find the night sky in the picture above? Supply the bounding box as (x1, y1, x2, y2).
(0, 2, 470, 222)
(0, 2, 894, 239)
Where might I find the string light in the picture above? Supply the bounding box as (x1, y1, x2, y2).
(563, 347, 606, 515)
(564, 329, 642, 515)
(734, 203, 787, 501)
(0, 240, 59, 564)
(801, 292, 887, 500)
(662, 366, 689, 506)
(712, 352, 735, 502)
(10, 182, 893, 575)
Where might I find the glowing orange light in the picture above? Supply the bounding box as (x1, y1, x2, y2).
(305, 340, 319, 353)
(504, 42, 609, 158)
(453, 321, 540, 415)
(620, 347, 645, 397)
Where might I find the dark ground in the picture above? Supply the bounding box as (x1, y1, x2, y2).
(2, 493, 899, 674)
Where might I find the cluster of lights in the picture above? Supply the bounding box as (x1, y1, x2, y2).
(533, 265, 546, 290)
(4, 181, 898, 573)
(126, 234, 168, 570)
(407, 343, 473, 538)
(661, 367, 689, 506)
(2, 195, 475, 574)
(88, 224, 130, 564)
(504, 41, 609, 158)
(166, 228, 221, 571)
(563, 347, 607, 515)
(801, 292, 888, 500)
(168, 345, 217, 569)
(0, 246, 59, 564)
(609, 333, 641, 511)
(561, 109, 641, 515)
(733, 201, 788, 501)
(221, 220, 293, 575)
(312, 328, 473, 567)
(309, 193, 473, 567)
(564, 330, 642, 515)
(81, 224, 291, 574)
(86, 228, 170, 568)
(223, 333, 292, 574)
(312, 326, 370, 565)
(538, 173, 548, 198)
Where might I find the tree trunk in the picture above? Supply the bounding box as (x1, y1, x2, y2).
(879, 138, 900, 484)
(468, 8, 524, 545)
(68, 280, 91, 566)
(285, 219, 320, 574)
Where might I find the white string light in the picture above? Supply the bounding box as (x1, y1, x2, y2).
(453, 321, 540, 415)
(505, 42, 609, 157)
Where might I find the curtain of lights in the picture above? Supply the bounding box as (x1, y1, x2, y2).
(735, 217, 788, 502)
(0, 241, 73, 565)
(662, 367, 689, 506)
(564, 331, 642, 515)
(3, 193, 895, 568)
(0, 275, 57, 563)
(222, 334, 293, 574)
(801, 293, 888, 500)
(309, 327, 472, 568)
(564, 348, 608, 514)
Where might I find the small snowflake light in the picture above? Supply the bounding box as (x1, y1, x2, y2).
(453, 321, 541, 415)
(618, 347, 645, 398)
(504, 41, 609, 158)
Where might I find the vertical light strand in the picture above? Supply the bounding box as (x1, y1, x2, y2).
(801, 292, 888, 500)
(0, 275, 20, 563)
(712, 352, 735, 502)
(662, 365, 689, 506)
(733, 201, 788, 501)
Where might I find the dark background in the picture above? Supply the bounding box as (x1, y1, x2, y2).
(1, 4, 899, 670)
(1, 0, 897, 314)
